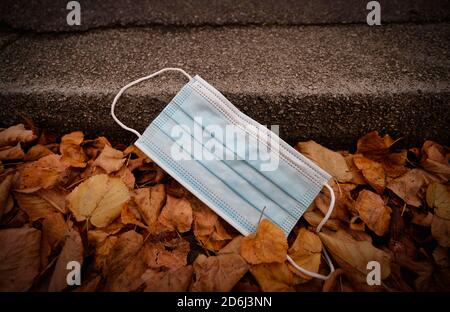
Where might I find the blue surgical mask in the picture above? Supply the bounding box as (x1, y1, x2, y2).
(111, 68, 336, 280)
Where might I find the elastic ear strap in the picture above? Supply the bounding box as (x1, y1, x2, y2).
(287, 182, 336, 280)
(111, 67, 192, 138)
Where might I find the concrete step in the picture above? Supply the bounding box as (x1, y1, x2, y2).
(0, 0, 449, 32)
(0, 23, 449, 149)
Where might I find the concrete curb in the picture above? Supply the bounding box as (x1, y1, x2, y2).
(1, 23, 449, 149)
(0, 0, 449, 32)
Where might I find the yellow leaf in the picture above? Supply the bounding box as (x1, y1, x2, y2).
(240, 219, 288, 264)
(431, 215, 450, 247)
(426, 183, 450, 220)
(420, 141, 450, 180)
(67, 174, 130, 227)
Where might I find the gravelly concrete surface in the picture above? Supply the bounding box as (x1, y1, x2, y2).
(0, 23, 449, 149)
(0, 0, 449, 32)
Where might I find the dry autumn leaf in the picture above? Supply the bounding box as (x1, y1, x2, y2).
(296, 140, 352, 182)
(240, 219, 288, 264)
(191, 197, 218, 238)
(105, 247, 148, 291)
(134, 184, 166, 227)
(60, 131, 87, 168)
(250, 262, 294, 292)
(354, 190, 392, 236)
(40, 212, 67, 267)
(0, 174, 14, 218)
(121, 201, 147, 229)
(145, 238, 190, 271)
(24, 144, 53, 161)
(0, 124, 36, 147)
(14, 192, 59, 221)
(319, 229, 391, 283)
(426, 183, 450, 219)
(93, 145, 126, 174)
(143, 265, 193, 292)
(67, 174, 130, 227)
(14, 154, 69, 191)
(0, 143, 25, 160)
(0, 227, 41, 291)
(190, 254, 249, 292)
(353, 154, 386, 194)
(356, 131, 394, 155)
(48, 226, 84, 291)
(288, 228, 322, 280)
(387, 169, 439, 207)
(158, 195, 193, 233)
(431, 215, 450, 248)
(103, 230, 143, 280)
(421, 141, 450, 181)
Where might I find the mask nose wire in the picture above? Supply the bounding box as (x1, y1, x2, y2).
(111, 67, 193, 138)
(286, 182, 336, 280)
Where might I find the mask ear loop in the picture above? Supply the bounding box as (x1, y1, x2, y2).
(286, 182, 336, 280)
(111, 67, 192, 138)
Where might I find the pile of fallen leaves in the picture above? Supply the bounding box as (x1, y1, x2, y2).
(0, 123, 448, 292)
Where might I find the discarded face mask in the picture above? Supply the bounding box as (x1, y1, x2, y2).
(111, 68, 336, 280)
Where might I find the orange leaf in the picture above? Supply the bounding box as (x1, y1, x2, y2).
(0, 143, 25, 160)
(354, 190, 392, 236)
(134, 185, 166, 228)
(24, 144, 53, 161)
(158, 195, 193, 233)
(288, 228, 322, 280)
(0, 124, 36, 147)
(0, 227, 41, 291)
(240, 219, 288, 264)
(143, 265, 193, 292)
(93, 145, 126, 174)
(387, 168, 439, 207)
(190, 254, 248, 292)
(48, 226, 84, 291)
(60, 131, 87, 168)
(356, 131, 394, 155)
(249, 262, 294, 292)
(353, 155, 386, 194)
(14, 154, 69, 191)
(296, 140, 352, 182)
